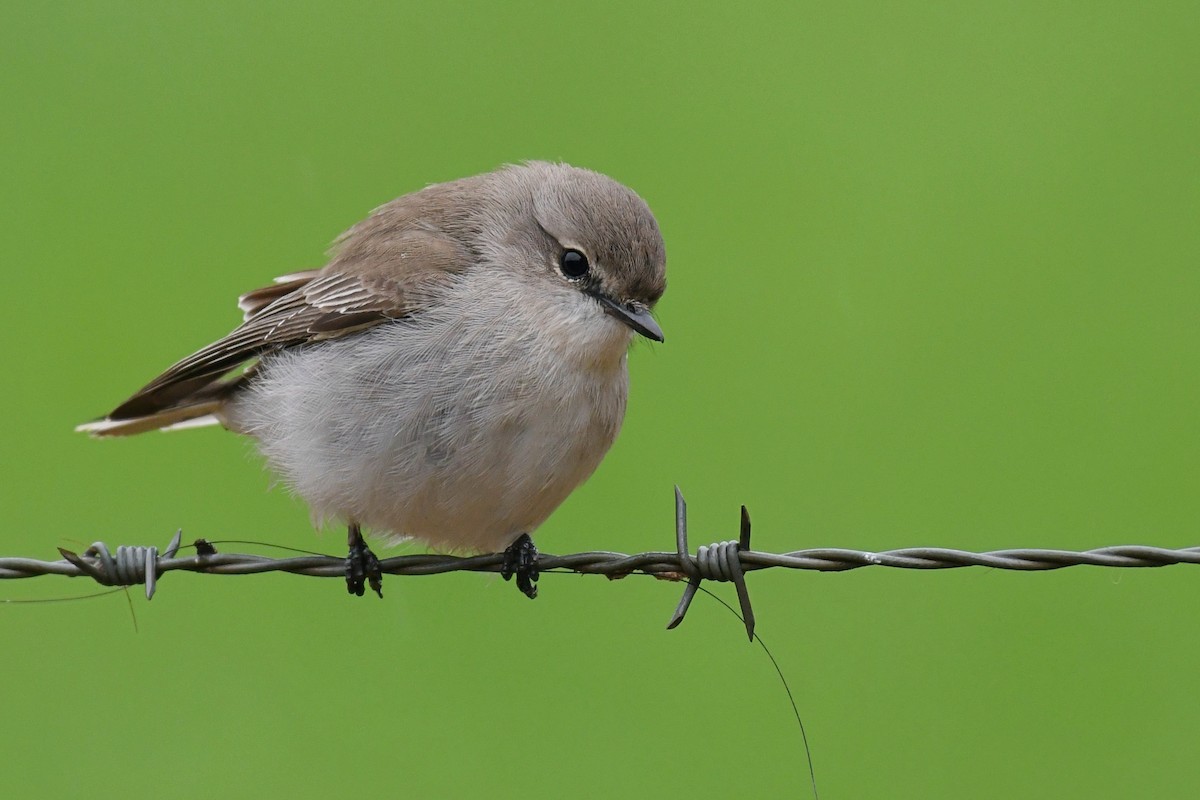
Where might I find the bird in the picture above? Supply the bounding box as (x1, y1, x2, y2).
(77, 161, 667, 599)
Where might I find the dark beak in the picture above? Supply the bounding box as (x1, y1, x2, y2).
(588, 291, 665, 342)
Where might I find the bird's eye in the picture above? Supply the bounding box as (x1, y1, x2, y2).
(559, 249, 590, 280)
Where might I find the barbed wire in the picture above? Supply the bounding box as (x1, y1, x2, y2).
(3, 487, 1197, 639)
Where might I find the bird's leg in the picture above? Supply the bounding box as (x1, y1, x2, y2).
(345, 522, 383, 598)
(500, 533, 539, 599)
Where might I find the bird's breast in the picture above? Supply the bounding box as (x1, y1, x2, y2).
(228, 284, 632, 552)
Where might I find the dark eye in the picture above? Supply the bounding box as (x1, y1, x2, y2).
(559, 248, 590, 279)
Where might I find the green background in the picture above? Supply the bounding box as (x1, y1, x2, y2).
(2, 2, 1197, 797)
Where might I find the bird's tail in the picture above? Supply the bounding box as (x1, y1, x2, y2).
(75, 400, 224, 437)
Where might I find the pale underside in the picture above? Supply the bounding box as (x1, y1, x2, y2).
(223, 268, 632, 553)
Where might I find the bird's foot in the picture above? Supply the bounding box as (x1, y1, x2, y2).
(501, 533, 539, 600)
(346, 524, 383, 598)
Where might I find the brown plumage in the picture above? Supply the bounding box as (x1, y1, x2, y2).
(76, 161, 667, 577)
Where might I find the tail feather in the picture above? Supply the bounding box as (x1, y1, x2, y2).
(76, 401, 224, 437)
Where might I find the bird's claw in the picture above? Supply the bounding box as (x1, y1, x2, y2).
(346, 535, 383, 598)
(501, 534, 539, 599)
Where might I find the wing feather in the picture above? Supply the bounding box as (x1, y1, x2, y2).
(237, 269, 321, 319)
(103, 227, 470, 422)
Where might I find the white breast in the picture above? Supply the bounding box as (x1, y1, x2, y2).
(224, 270, 633, 552)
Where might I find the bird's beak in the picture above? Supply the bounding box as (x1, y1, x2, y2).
(588, 291, 665, 342)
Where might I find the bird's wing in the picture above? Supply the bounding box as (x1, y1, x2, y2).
(236, 269, 322, 320)
(104, 229, 469, 421)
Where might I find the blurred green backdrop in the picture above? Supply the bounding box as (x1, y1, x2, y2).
(2, 2, 1198, 797)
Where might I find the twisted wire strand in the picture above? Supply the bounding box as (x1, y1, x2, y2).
(5, 545, 1199, 582)
(2, 486, 1197, 637)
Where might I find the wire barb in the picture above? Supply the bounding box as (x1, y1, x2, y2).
(56, 530, 182, 600)
(666, 486, 756, 640)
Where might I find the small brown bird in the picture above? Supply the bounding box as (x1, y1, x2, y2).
(79, 162, 667, 598)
